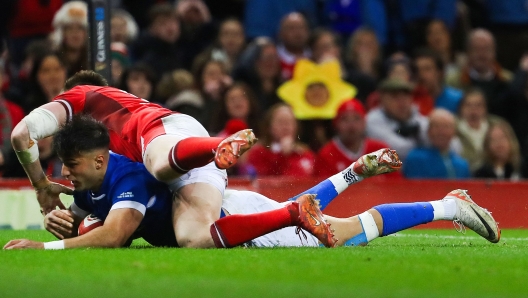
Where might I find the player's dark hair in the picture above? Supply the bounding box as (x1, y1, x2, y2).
(64, 70, 109, 91)
(53, 114, 110, 160)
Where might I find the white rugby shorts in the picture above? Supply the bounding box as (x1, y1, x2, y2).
(150, 113, 227, 195)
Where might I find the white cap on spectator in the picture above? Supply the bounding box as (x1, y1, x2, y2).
(52, 1, 88, 29)
(50, 1, 88, 48)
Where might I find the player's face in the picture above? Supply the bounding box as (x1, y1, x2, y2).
(60, 153, 103, 191)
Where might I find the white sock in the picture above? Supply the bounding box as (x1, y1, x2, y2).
(328, 163, 364, 194)
(430, 199, 457, 221)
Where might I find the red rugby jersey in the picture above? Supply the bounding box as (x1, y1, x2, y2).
(54, 85, 174, 162)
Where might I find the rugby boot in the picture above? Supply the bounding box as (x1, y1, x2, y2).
(444, 189, 501, 243)
(215, 129, 257, 169)
(353, 148, 402, 178)
(294, 194, 337, 248)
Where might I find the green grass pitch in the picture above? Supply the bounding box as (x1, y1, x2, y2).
(1, 229, 527, 298)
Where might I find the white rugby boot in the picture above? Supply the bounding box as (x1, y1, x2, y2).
(444, 189, 501, 243)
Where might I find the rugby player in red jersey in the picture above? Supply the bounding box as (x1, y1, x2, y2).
(11, 71, 347, 248)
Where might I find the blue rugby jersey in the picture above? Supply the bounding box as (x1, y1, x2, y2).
(72, 152, 177, 247)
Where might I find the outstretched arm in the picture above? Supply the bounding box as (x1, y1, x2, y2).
(11, 102, 71, 213)
(4, 208, 143, 249)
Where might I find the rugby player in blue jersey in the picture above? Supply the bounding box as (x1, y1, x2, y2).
(4, 116, 500, 249)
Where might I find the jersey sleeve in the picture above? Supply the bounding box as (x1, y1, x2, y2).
(53, 86, 87, 121)
(108, 174, 150, 216)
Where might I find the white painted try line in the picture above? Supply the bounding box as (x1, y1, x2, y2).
(393, 233, 528, 241)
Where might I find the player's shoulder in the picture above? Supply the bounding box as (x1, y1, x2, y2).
(110, 152, 149, 173)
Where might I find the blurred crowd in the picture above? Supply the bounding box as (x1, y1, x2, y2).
(1, 0, 528, 181)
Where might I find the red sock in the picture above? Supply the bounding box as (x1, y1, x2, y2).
(168, 137, 223, 172)
(210, 202, 299, 248)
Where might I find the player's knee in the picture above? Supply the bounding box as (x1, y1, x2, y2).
(176, 229, 214, 248)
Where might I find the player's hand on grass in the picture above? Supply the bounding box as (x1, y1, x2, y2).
(36, 181, 73, 214)
(3, 239, 44, 250)
(45, 210, 75, 239)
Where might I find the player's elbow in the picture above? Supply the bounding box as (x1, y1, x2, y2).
(10, 121, 29, 150)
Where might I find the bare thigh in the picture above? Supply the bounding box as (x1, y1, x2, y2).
(144, 135, 185, 182)
(172, 182, 223, 248)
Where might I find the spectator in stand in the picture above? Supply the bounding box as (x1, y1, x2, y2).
(192, 59, 232, 128)
(413, 48, 463, 115)
(425, 19, 464, 80)
(404, 109, 470, 179)
(157, 69, 195, 106)
(474, 121, 521, 180)
(277, 13, 311, 80)
(321, 0, 362, 40)
(314, 99, 398, 179)
(456, 88, 503, 172)
(6, 0, 62, 70)
(193, 18, 246, 74)
(366, 78, 428, 161)
(243, 0, 317, 40)
(176, 0, 216, 70)
(309, 28, 375, 104)
(502, 55, 528, 166)
(2, 40, 51, 106)
(484, 0, 528, 72)
(23, 52, 67, 114)
(209, 83, 260, 135)
(309, 29, 341, 64)
(446, 29, 513, 118)
(243, 103, 315, 177)
(232, 38, 282, 112)
(50, 1, 88, 77)
(362, 0, 457, 53)
(131, 3, 183, 78)
(0, 68, 25, 172)
(2, 135, 63, 178)
(278, 59, 356, 152)
(118, 62, 156, 102)
(110, 42, 130, 86)
(110, 9, 138, 47)
(343, 27, 381, 103)
(366, 53, 436, 116)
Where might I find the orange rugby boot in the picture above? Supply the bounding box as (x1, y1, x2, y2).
(353, 148, 402, 178)
(294, 194, 337, 248)
(214, 129, 257, 169)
